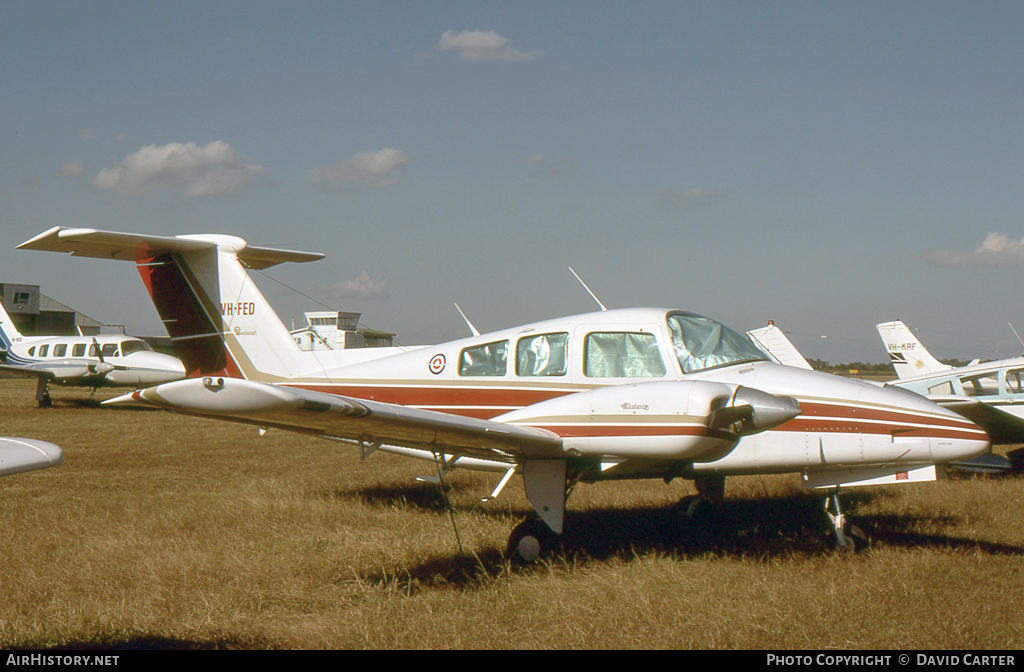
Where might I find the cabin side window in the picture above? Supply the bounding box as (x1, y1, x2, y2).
(72, 344, 86, 357)
(28, 346, 35, 356)
(928, 381, 954, 395)
(89, 344, 99, 357)
(53, 344, 67, 357)
(102, 344, 118, 358)
(39, 344, 49, 357)
(516, 333, 569, 377)
(959, 372, 999, 397)
(1006, 369, 1024, 395)
(458, 340, 508, 377)
(584, 332, 666, 378)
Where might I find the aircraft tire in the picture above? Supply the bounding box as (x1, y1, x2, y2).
(506, 517, 556, 563)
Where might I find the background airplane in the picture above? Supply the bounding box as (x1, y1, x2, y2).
(19, 227, 990, 558)
(877, 319, 1024, 445)
(0, 300, 186, 407)
(0, 436, 63, 477)
(747, 319, 1020, 472)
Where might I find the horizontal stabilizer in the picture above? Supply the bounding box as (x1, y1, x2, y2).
(18, 227, 324, 270)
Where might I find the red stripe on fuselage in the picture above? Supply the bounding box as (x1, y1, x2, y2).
(276, 382, 981, 439)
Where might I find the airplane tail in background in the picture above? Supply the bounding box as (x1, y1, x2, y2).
(876, 320, 951, 379)
(746, 322, 814, 370)
(0, 299, 26, 351)
(18, 228, 324, 380)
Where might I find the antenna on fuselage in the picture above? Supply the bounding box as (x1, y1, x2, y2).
(1010, 322, 1024, 351)
(454, 303, 480, 337)
(569, 267, 607, 312)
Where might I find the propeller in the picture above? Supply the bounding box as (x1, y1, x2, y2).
(87, 338, 115, 376)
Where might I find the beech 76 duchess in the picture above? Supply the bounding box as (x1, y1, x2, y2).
(19, 227, 990, 558)
(0, 300, 186, 406)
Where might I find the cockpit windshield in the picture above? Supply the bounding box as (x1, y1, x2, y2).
(119, 340, 153, 356)
(667, 311, 768, 374)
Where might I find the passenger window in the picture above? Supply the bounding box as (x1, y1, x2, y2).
(28, 346, 35, 356)
(516, 333, 568, 377)
(102, 344, 118, 358)
(72, 343, 86, 357)
(89, 344, 98, 357)
(53, 344, 67, 357)
(1006, 369, 1024, 394)
(458, 340, 508, 377)
(960, 373, 999, 397)
(585, 332, 666, 378)
(38, 345, 49, 357)
(928, 381, 954, 395)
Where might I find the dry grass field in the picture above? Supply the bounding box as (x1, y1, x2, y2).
(1, 377, 1022, 650)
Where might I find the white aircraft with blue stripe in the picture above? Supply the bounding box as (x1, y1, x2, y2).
(0, 300, 186, 406)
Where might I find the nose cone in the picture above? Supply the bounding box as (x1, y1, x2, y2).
(130, 351, 187, 382)
(0, 437, 64, 477)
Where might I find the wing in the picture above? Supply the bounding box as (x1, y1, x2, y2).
(0, 437, 64, 477)
(927, 395, 1024, 445)
(104, 377, 564, 463)
(0, 363, 55, 380)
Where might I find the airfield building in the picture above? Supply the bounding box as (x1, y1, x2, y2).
(1, 282, 105, 335)
(290, 311, 395, 350)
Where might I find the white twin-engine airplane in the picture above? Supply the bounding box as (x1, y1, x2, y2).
(19, 227, 990, 559)
(0, 300, 186, 407)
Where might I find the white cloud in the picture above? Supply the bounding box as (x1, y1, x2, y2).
(307, 149, 411, 192)
(56, 160, 84, 177)
(437, 30, 542, 62)
(519, 154, 569, 177)
(327, 271, 389, 299)
(926, 232, 1024, 266)
(662, 188, 718, 209)
(92, 141, 266, 197)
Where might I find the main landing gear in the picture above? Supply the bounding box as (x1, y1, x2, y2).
(506, 460, 572, 563)
(35, 379, 52, 408)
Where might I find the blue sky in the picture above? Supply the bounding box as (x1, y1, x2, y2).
(4, 1, 1024, 363)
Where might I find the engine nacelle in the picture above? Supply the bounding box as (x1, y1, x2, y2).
(494, 380, 800, 461)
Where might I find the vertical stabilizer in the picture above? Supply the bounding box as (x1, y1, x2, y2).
(746, 322, 814, 370)
(0, 299, 25, 350)
(876, 320, 951, 379)
(142, 235, 319, 381)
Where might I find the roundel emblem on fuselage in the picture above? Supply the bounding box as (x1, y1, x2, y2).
(428, 354, 446, 375)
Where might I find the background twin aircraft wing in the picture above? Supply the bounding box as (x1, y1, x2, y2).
(106, 377, 564, 464)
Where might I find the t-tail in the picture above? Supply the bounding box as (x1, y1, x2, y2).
(876, 320, 951, 379)
(17, 228, 325, 380)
